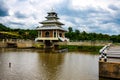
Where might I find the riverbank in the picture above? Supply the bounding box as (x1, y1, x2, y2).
(59, 45, 103, 53)
(0, 40, 107, 53)
(0, 45, 103, 54)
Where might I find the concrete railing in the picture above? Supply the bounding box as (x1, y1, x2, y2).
(99, 44, 120, 79)
(0, 39, 34, 43)
(99, 43, 111, 53)
(99, 43, 111, 62)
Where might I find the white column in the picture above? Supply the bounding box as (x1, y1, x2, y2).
(38, 31, 39, 37)
(63, 32, 65, 38)
(58, 30, 59, 37)
(41, 31, 42, 37)
(2, 39, 4, 43)
(56, 30, 57, 37)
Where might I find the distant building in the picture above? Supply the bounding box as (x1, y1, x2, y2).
(35, 10, 69, 48)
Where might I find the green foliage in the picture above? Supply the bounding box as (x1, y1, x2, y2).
(110, 35, 120, 43)
(65, 27, 120, 43)
(0, 32, 21, 39)
(59, 45, 103, 52)
(0, 23, 37, 40)
(1, 23, 120, 43)
(0, 23, 11, 31)
(68, 27, 73, 33)
(33, 43, 44, 48)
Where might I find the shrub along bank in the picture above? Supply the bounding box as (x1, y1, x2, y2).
(59, 45, 103, 53)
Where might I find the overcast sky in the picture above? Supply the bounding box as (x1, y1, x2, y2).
(0, 0, 120, 35)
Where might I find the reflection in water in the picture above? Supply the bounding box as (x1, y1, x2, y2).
(0, 48, 110, 80)
(38, 52, 64, 80)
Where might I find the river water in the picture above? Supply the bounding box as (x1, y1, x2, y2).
(0, 48, 112, 80)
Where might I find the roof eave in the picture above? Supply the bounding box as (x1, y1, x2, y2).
(40, 22, 64, 25)
(36, 28, 67, 31)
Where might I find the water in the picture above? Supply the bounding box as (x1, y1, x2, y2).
(0, 48, 112, 80)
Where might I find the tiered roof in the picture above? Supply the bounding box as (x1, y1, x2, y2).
(37, 11, 66, 31)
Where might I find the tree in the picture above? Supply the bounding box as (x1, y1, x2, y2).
(75, 29, 80, 34)
(0, 23, 11, 31)
(74, 29, 80, 41)
(68, 27, 73, 33)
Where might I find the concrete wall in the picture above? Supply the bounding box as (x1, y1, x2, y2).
(99, 61, 120, 79)
(0, 42, 7, 48)
(54, 41, 108, 46)
(17, 42, 33, 48)
(0, 40, 110, 48)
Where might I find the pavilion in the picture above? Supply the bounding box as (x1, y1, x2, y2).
(35, 10, 69, 48)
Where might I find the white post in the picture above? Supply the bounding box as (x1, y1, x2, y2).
(41, 31, 42, 37)
(2, 39, 4, 43)
(38, 31, 39, 37)
(63, 32, 64, 38)
(56, 30, 57, 37)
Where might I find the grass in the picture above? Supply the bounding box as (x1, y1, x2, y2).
(0, 31, 20, 37)
(59, 45, 103, 53)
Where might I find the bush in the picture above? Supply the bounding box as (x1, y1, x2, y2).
(59, 45, 103, 53)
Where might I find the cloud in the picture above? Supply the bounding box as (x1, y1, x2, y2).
(109, 5, 119, 11)
(0, 0, 120, 35)
(0, 0, 9, 16)
(15, 11, 29, 18)
(56, 0, 120, 35)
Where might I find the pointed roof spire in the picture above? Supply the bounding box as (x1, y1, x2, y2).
(51, 8, 54, 12)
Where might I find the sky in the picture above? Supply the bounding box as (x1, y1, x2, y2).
(0, 0, 120, 35)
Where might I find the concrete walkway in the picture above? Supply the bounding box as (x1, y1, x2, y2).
(107, 45, 120, 62)
(99, 44, 120, 79)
